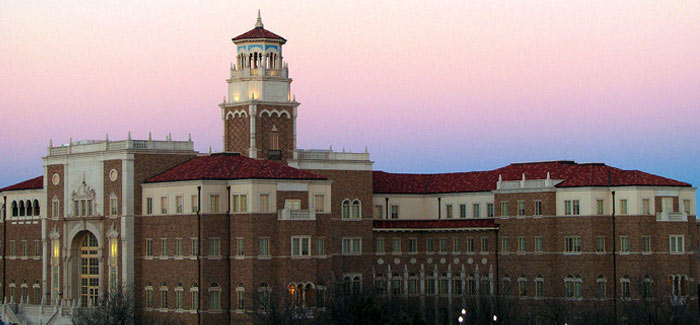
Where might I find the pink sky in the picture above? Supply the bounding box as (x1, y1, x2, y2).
(1, 1, 699, 200)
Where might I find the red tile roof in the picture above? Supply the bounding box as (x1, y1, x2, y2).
(373, 161, 690, 194)
(0, 176, 43, 192)
(374, 219, 498, 230)
(145, 153, 326, 183)
(233, 27, 286, 42)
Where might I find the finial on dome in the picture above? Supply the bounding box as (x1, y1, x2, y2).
(255, 10, 264, 28)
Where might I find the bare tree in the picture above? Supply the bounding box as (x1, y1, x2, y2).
(73, 289, 135, 325)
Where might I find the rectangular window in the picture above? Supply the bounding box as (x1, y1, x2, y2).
(517, 201, 525, 216)
(427, 277, 436, 295)
(160, 290, 168, 309)
(670, 235, 684, 253)
(341, 238, 361, 255)
(146, 198, 153, 215)
(392, 238, 401, 253)
(536, 280, 544, 298)
(146, 239, 153, 256)
(535, 236, 543, 252)
(453, 238, 461, 253)
(161, 239, 167, 256)
(191, 195, 198, 213)
(34, 240, 40, 256)
(110, 197, 118, 216)
(146, 290, 153, 308)
(466, 238, 475, 253)
(439, 238, 448, 253)
(259, 238, 269, 257)
(487, 203, 494, 217)
(501, 202, 509, 216)
(408, 239, 417, 253)
(642, 236, 651, 253)
(192, 291, 199, 310)
(259, 194, 270, 213)
(620, 236, 629, 252)
(209, 195, 220, 213)
(22, 241, 28, 257)
(572, 200, 580, 215)
(391, 205, 399, 219)
(316, 238, 325, 256)
(209, 238, 220, 257)
(597, 280, 606, 299)
(534, 201, 542, 216)
(52, 200, 60, 218)
(473, 204, 480, 218)
(176, 291, 183, 310)
(502, 237, 510, 252)
(596, 236, 605, 252)
(192, 238, 199, 256)
(518, 237, 526, 252)
(376, 238, 385, 253)
(564, 200, 572, 215)
(314, 195, 325, 213)
(683, 199, 691, 214)
(427, 238, 435, 253)
(374, 205, 383, 219)
(238, 195, 248, 212)
(564, 236, 581, 253)
(460, 204, 466, 218)
(446, 204, 453, 219)
(620, 199, 628, 215)
(642, 199, 650, 215)
(175, 196, 183, 214)
(292, 237, 311, 256)
(9, 241, 16, 257)
(176, 239, 183, 256)
(160, 197, 168, 214)
(236, 238, 244, 256)
(596, 199, 604, 215)
(481, 237, 488, 252)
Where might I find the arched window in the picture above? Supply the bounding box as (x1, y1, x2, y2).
(259, 283, 271, 309)
(343, 277, 351, 294)
(621, 275, 630, 299)
(352, 276, 361, 294)
(391, 273, 402, 296)
(502, 275, 511, 296)
(341, 200, 350, 219)
(191, 283, 199, 311)
(564, 275, 582, 299)
(642, 275, 652, 299)
(209, 283, 221, 310)
(26, 200, 32, 217)
(33, 199, 39, 216)
(160, 282, 168, 309)
(374, 274, 386, 295)
(19, 201, 25, 217)
(518, 275, 527, 296)
(409, 273, 419, 295)
(596, 275, 606, 299)
(236, 283, 245, 310)
(352, 200, 361, 218)
(669, 274, 687, 297)
(175, 283, 184, 310)
(304, 283, 313, 307)
(145, 282, 154, 309)
(535, 275, 544, 298)
(33, 280, 40, 304)
(11, 201, 18, 217)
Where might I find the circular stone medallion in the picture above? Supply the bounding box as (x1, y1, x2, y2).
(481, 258, 488, 265)
(109, 169, 119, 182)
(377, 258, 384, 265)
(467, 258, 474, 265)
(51, 173, 60, 185)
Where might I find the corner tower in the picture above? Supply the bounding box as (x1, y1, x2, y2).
(221, 11, 298, 163)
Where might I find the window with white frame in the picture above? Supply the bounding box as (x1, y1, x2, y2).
(291, 236, 311, 257)
(517, 201, 525, 216)
(351, 200, 361, 218)
(481, 237, 489, 252)
(176, 195, 184, 214)
(534, 201, 542, 216)
(160, 196, 168, 214)
(316, 238, 325, 256)
(684, 199, 691, 214)
(192, 238, 199, 256)
(342, 200, 350, 218)
(597, 276, 606, 299)
(191, 283, 199, 310)
(375, 238, 384, 253)
(535, 236, 543, 253)
(232, 194, 247, 213)
(460, 204, 466, 218)
(175, 283, 184, 310)
(487, 203, 494, 217)
(209, 238, 220, 257)
(670, 235, 684, 253)
(209, 195, 220, 213)
(145, 283, 154, 308)
(391, 205, 399, 219)
(236, 283, 245, 310)
(146, 239, 153, 257)
(408, 238, 417, 253)
(596, 236, 605, 252)
(209, 283, 221, 310)
(502, 237, 510, 253)
(564, 236, 581, 253)
(191, 195, 198, 213)
(110, 194, 118, 216)
(314, 194, 325, 213)
(259, 238, 269, 257)
(501, 202, 508, 216)
(473, 204, 480, 218)
(596, 199, 604, 215)
(621, 276, 630, 299)
(642, 199, 650, 215)
(342, 238, 361, 255)
(620, 199, 628, 215)
(161, 239, 167, 256)
(620, 236, 629, 252)
(518, 237, 526, 252)
(446, 204, 453, 219)
(564, 275, 582, 299)
(535, 276, 544, 298)
(160, 282, 168, 309)
(374, 205, 383, 219)
(176, 239, 183, 257)
(259, 194, 270, 213)
(236, 238, 244, 256)
(642, 236, 651, 253)
(146, 198, 153, 215)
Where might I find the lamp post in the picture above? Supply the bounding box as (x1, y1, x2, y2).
(493, 314, 498, 323)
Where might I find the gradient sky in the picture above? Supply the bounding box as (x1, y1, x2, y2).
(1, 1, 699, 202)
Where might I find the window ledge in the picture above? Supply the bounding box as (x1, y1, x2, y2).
(235, 256, 245, 260)
(175, 256, 184, 260)
(159, 256, 168, 260)
(479, 252, 489, 255)
(375, 252, 385, 256)
(291, 256, 312, 259)
(563, 252, 582, 256)
(207, 256, 223, 260)
(391, 252, 402, 256)
(257, 256, 272, 260)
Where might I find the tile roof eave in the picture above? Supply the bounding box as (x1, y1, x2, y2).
(145, 176, 327, 184)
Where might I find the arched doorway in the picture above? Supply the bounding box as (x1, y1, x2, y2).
(79, 232, 99, 306)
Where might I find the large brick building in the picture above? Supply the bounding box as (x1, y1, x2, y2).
(0, 13, 697, 324)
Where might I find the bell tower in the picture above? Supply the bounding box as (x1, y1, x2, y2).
(221, 11, 299, 163)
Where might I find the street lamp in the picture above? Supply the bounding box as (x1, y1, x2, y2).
(462, 308, 467, 315)
(458, 316, 464, 323)
(493, 315, 498, 322)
